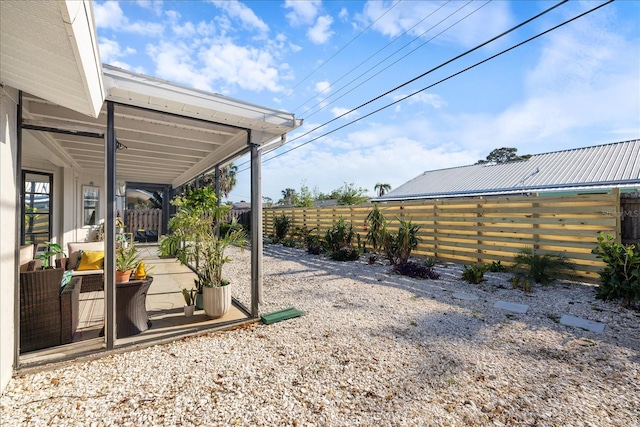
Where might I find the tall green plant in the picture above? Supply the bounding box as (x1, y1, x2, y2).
(383, 217, 421, 266)
(592, 233, 640, 307)
(273, 215, 292, 243)
(158, 185, 244, 289)
(366, 204, 387, 254)
(324, 216, 355, 254)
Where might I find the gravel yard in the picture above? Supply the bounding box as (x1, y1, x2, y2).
(2, 244, 639, 426)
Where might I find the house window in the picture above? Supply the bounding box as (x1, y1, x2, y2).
(83, 186, 99, 226)
(22, 171, 52, 245)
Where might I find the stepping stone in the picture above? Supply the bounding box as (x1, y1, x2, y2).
(494, 300, 529, 314)
(560, 315, 606, 333)
(452, 292, 479, 301)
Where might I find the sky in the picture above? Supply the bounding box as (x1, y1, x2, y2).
(94, 0, 640, 203)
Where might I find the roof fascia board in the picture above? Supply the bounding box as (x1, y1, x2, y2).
(59, 0, 105, 117)
(102, 65, 299, 132)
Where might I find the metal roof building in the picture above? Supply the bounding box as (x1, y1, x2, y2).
(376, 139, 640, 201)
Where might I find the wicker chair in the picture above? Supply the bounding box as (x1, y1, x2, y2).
(56, 241, 104, 292)
(19, 268, 82, 353)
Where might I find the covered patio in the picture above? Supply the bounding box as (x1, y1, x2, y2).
(3, 1, 302, 372)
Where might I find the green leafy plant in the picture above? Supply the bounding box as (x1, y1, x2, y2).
(331, 248, 360, 262)
(510, 247, 574, 292)
(273, 215, 292, 243)
(158, 186, 246, 290)
(35, 241, 66, 269)
(116, 246, 141, 272)
(462, 263, 488, 284)
(591, 233, 640, 307)
(181, 287, 197, 306)
(383, 217, 421, 266)
(324, 216, 356, 254)
(488, 260, 507, 272)
(366, 204, 387, 255)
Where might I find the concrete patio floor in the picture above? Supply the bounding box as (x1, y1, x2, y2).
(18, 244, 253, 369)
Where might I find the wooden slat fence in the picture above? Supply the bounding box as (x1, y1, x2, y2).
(126, 209, 162, 234)
(621, 193, 640, 245)
(264, 191, 623, 283)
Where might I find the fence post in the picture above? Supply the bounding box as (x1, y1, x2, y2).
(614, 188, 622, 243)
(477, 200, 483, 264)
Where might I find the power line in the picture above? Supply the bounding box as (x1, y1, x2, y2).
(235, 0, 612, 173)
(298, 0, 485, 120)
(235, 0, 568, 172)
(286, 0, 402, 96)
(291, 0, 454, 115)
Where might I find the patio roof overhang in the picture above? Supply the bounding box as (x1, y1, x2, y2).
(21, 64, 302, 188)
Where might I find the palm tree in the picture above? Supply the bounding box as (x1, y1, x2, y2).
(218, 163, 237, 198)
(374, 183, 391, 197)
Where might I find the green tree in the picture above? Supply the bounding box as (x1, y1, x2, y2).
(218, 163, 237, 198)
(278, 188, 299, 206)
(297, 183, 314, 207)
(336, 182, 369, 205)
(475, 147, 531, 165)
(374, 183, 392, 197)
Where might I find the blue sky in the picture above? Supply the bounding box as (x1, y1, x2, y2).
(94, 0, 640, 202)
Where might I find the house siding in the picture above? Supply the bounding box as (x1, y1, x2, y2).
(0, 87, 19, 393)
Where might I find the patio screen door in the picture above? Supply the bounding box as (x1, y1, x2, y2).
(22, 171, 53, 246)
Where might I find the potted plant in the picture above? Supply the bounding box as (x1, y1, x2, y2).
(115, 246, 141, 283)
(181, 287, 197, 317)
(158, 186, 246, 317)
(35, 241, 66, 269)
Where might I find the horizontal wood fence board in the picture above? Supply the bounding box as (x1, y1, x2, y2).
(264, 193, 619, 284)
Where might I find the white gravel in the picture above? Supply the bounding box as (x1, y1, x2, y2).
(2, 244, 639, 426)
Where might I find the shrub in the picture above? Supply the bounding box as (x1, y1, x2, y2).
(424, 257, 437, 268)
(462, 263, 487, 284)
(394, 261, 440, 280)
(273, 215, 291, 243)
(383, 217, 421, 266)
(510, 247, 574, 292)
(324, 216, 356, 254)
(591, 233, 640, 307)
(488, 260, 507, 272)
(282, 237, 298, 248)
(330, 248, 361, 262)
(220, 217, 244, 238)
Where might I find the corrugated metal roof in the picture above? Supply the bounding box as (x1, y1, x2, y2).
(377, 140, 640, 200)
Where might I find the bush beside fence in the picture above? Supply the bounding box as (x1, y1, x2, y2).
(264, 191, 624, 283)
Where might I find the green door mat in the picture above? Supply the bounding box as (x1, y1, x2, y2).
(260, 307, 304, 324)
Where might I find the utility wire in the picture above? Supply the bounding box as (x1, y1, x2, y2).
(286, 0, 402, 96)
(236, 0, 569, 171)
(292, 0, 453, 114)
(299, 0, 484, 120)
(253, 0, 613, 168)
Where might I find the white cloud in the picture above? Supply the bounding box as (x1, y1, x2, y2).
(360, 1, 513, 49)
(136, 0, 163, 16)
(284, 0, 322, 26)
(315, 81, 331, 93)
(198, 40, 283, 92)
(338, 7, 349, 22)
(392, 92, 446, 110)
(94, 0, 164, 35)
(211, 0, 269, 34)
(98, 37, 136, 66)
(146, 42, 213, 91)
(331, 107, 358, 119)
(308, 15, 334, 44)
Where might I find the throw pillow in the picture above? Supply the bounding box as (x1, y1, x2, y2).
(60, 270, 74, 289)
(74, 250, 84, 269)
(77, 250, 104, 271)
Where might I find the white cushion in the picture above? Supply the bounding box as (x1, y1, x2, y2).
(67, 241, 105, 269)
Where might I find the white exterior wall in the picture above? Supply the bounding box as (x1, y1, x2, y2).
(0, 86, 19, 393)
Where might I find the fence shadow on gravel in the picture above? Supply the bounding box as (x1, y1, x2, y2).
(262, 244, 639, 357)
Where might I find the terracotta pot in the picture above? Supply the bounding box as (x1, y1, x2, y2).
(202, 285, 231, 318)
(115, 269, 132, 283)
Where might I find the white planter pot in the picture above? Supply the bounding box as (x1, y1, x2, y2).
(184, 305, 195, 317)
(202, 285, 231, 318)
